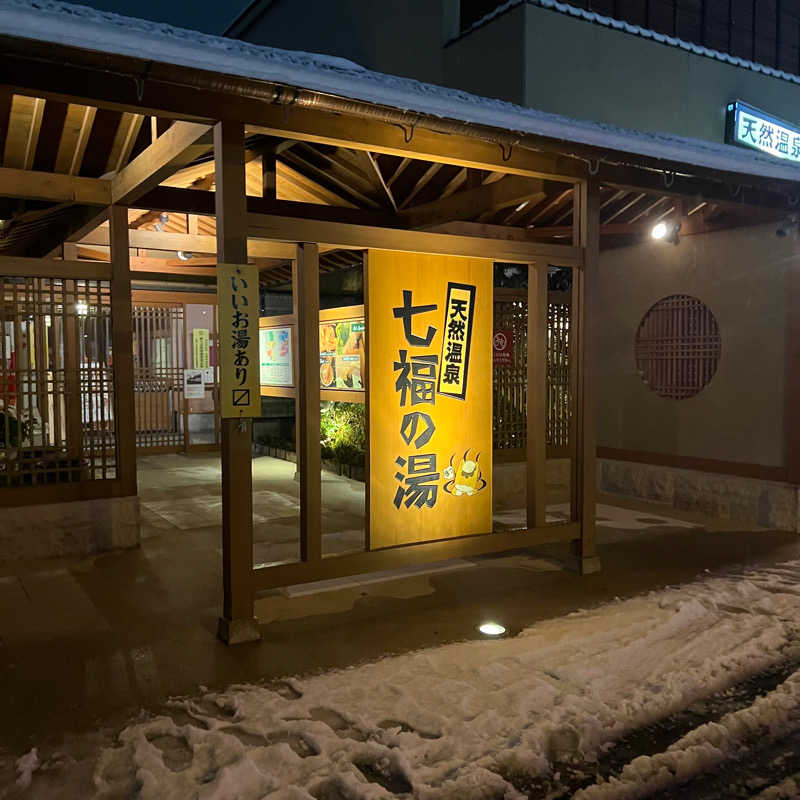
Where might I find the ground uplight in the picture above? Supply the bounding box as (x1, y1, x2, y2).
(479, 622, 506, 636)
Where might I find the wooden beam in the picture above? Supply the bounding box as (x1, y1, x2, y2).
(296, 242, 322, 562)
(527, 262, 547, 528)
(421, 220, 567, 242)
(0, 166, 110, 204)
(137, 185, 399, 227)
(80, 225, 296, 259)
(247, 211, 579, 264)
(111, 120, 212, 205)
(109, 204, 137, 496)
(248, 107, 585, 183)
(2, 42, 795, 209)
(253, 523, 578, 591)
(0, 255, 111, 279)
(262, 151, 276, 199)
(400, 174, 546, 227)
(130, 257, 217, 277)
(214, 118, 259, 644)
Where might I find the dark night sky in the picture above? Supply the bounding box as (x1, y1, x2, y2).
(63, 0, 250, 34)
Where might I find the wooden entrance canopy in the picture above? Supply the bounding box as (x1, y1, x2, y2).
(1, 3, 798, 642)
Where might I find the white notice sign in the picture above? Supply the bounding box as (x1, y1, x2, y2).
(184, 369, 205, 399)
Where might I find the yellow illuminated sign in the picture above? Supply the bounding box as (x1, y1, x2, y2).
(217, 263, 260, 418)
(367, 250, 492, 549)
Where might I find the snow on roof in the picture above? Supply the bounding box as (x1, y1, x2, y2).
(2, 0, 800, 187)
(460, 0, 800, 88)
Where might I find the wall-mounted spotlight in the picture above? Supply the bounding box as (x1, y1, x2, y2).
(153, 212, 170, 232)
(177, 250, 194, 261)
(651, 219, 681, 245)
(776, 214, 799, 237)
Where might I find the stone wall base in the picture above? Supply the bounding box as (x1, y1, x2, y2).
(598, 458, 800, 532)
(493, 459, 571, 511)
(0, 495, 140, 560)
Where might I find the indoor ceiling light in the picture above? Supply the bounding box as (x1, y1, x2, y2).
(479, 622, 506, 636)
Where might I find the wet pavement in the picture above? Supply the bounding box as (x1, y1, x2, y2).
(1, 455, 799, 776)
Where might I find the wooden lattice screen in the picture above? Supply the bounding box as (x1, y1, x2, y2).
(0, 277, 116, 487)
(547, 295, 570, 452)
(634, 294, 721, 400)
(133, 304, 186, 451)
(493, 293, 571, 453)
(493, 297, 527, 450)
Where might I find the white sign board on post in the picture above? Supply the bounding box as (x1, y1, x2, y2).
(184, 368, 205, 399)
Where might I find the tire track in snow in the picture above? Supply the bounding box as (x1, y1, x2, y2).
(500, 659, 800, 798)
(572, 667, 800, 799)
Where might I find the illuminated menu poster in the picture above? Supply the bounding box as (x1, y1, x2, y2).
(260, 327, 293, 387)
(368, 250, 492, 548)
(319, 319, 365, 391)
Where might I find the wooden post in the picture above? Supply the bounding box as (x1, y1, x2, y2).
(570, 181, 601, 574)
(527, 262, 547, 528)
(295, 243, 322, 561)
(109, 205, 137, 496)
(262, 153, 277, 200)
(214, 119, 260, 644)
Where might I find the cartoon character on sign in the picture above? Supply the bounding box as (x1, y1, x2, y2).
(442, 450, 487, 497)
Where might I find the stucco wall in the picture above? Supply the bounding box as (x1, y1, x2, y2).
(523, 4, 800, 143)
(239, 2, 800, 145)
(443, 4, 526, 104)
(596, 222, 796, 467)
(237, 0, 446, 84)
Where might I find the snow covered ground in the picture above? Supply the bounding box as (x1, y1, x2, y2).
(5, 560, 800, 799)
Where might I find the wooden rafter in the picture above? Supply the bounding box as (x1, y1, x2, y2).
(280, 147, 382, 208)
(438, 167, 468, 200)
(53, 103, 96, 175)
(364, 151, 397, 211)
(399, 162, 442, 209)
(522, 188, 573, 227)
(276, 160, 356, 207)
(3, 95, 46, 170)
(105, 112, 144, 174)
(626, 195, 669, 224)
(603, 192, 647, 224)
(401, 174, 546, 227)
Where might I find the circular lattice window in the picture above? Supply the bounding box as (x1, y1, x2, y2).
(634, 295, 721, 400)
